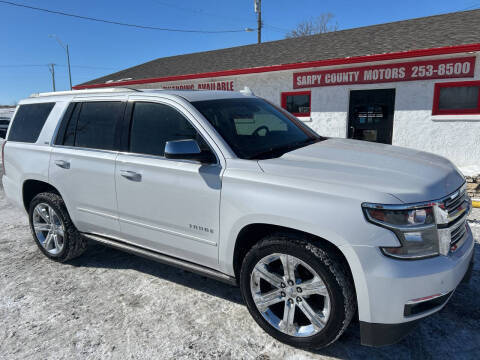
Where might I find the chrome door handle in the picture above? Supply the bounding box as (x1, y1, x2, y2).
(54, 160, 70, 169)
(120, 170, 142, 182)
(349, 126, 355, 138)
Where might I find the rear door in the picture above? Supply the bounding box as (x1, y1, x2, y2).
(49, 99, 126, 237)
(114, 97, 223, 269)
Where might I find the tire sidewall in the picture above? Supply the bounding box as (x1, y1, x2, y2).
(240, 236, 349, 349)
(28, 192, 73, 262)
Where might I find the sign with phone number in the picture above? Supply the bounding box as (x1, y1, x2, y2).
(293, 56, 476, 89)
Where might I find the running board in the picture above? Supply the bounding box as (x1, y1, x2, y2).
(82, 233, 237, 286)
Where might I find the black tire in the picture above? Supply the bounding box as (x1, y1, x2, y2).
(28, 192, 87, 262)
(240, 233, 356, 350)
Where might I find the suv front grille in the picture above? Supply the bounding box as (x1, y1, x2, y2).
(444, 189, 468, 214)
(444, 187, 469, 225)
(442, 186, 470, 252)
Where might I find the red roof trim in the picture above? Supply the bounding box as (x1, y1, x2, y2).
(73, 43, 480, 90)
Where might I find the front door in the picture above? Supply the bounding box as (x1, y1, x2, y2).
(115, 99, 222, 269)
(348, 89, 395, 144)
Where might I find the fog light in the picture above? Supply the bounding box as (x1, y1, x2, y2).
(404, 292, 452, 316)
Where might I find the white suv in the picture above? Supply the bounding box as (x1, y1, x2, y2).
(2, 88, 474, 349)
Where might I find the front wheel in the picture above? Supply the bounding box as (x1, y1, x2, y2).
(240, 234, 355, 349)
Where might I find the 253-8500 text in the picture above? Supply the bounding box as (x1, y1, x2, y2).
(411, 61, 471, 78)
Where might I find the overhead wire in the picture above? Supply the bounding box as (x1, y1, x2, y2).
(0, 0, 249, 33)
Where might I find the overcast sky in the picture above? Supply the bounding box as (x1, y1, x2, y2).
(0, 0, 477, 104)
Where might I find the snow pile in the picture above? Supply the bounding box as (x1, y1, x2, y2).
(460, 165, 480, 177)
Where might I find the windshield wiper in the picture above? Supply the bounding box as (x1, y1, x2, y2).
(248, 138, 321, 160)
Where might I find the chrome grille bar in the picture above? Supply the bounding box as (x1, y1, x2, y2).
(451, 222, 467, 245)
(445, 191, 467, 213)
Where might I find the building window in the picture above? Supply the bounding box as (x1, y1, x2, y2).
(433, 81, 480, 115)
(281, 91, 311, 117)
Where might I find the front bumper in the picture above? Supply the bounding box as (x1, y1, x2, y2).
(352, 223, 474, 346)
(360, 250, 474, 346)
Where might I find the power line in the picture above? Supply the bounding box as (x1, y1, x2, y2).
(0, 64, 118, 70)
(0, 64, 46, 67)
(152, 0, 289, 33)
(0, 0, 249, 33)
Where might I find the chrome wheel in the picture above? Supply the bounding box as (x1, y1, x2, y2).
(32, 203, 65, 255)
(250, 253, 331, 337)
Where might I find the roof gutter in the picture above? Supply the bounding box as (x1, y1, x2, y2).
(73, 43, 480, 90)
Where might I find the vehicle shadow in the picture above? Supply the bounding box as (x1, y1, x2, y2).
(67, 241, 244, 304)
(67, 240, 480, 359)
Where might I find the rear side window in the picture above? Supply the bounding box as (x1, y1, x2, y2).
(129, 102, 209, 157)
(57, 101, 124, 151)
(75, 102, 124, 150)
(8, 103, 55, 143)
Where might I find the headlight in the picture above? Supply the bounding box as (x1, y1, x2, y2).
(362, 204, 439, 259)
(364, 207, 435, 227)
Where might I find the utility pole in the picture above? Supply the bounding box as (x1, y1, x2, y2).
(65, 44, 72, 90)
(48, 64, 56, 91)
(254, 0, 262, 43)
(49, 35, 73, 90)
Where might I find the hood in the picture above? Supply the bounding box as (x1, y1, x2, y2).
(258, 138, 464, 204)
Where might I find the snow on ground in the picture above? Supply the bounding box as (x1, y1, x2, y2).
(0, 167, 479, 359)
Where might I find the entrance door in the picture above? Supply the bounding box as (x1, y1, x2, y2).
(348, 89, 395, 144)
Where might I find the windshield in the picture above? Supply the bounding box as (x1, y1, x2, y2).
(192, 98, 323, 159)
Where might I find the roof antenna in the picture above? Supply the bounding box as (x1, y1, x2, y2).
(240, 86, 254, 96)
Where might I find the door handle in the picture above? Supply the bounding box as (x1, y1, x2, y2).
(120, 170, 142, 182)
(349, 126, 355, 138)
(54, 160, 70, 169)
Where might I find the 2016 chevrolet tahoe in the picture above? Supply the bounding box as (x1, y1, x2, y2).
(1, 88, 474, 349)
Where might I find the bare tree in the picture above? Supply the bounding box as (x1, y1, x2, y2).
(285, 13, 338, 38)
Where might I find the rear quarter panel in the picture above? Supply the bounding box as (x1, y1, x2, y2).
(2, 101, 68, 210)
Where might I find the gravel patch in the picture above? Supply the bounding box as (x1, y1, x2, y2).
(0, 171, 479, 359)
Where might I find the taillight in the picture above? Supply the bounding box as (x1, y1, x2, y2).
(1, 141, 6, 175)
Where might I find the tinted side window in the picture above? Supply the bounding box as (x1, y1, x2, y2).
(129, 102, 209, 157)
(8, 103, 55, 143)
(54, 102, 76, 145)
(74, 102, 124, 150)
(63, 103, 81, 146)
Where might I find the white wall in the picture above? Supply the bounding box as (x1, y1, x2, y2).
(134, 54, 480, 168)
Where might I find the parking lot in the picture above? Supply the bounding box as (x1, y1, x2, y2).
(0, 160, 479, 359)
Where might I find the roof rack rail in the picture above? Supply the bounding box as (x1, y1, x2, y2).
(30, 87, 142, 98)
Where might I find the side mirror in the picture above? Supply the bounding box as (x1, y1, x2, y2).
(164, 139, 216, 164)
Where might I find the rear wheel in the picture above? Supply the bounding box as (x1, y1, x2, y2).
(28, 192, 87, 262)
(240, 233, 355, 349)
